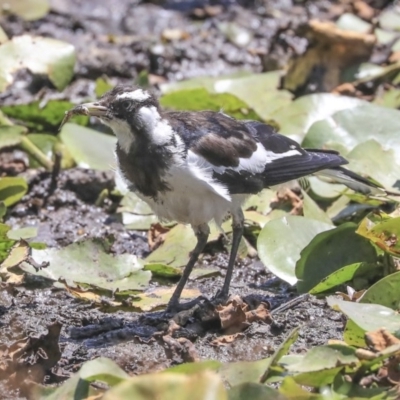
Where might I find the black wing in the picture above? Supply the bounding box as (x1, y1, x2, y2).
(166, 111, 348, 194)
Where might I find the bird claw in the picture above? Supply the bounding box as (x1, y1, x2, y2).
(165, 295, 207, 314)
(210, 290, 230, 306)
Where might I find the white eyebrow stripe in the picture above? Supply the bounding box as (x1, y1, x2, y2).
(116, 89, 150, 102)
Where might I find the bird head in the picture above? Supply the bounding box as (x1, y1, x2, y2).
(81, 85, 164, 151)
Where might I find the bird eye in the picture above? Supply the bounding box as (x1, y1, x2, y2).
(121, 100, 131, 111)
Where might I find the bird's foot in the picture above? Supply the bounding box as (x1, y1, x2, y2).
(165, 295, 207, 314)
(211, 289, 230, 306)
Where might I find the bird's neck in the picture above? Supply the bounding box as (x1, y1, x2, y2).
(133, 105, 175, 147)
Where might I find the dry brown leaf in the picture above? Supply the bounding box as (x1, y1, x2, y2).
(283, 19, 375, 92)
(365, 328, 400, 352)
(148, 223, 170, 251)
(272, 187, 303, 215)
(376, 357, 400, 385)
(216, 296, 271, 336)
(64, 284, 103, 302)
(353, 0, 376, 21)
(191, 5, 222, 18)
(355, 348, 377, 361)
(335, 287, 366, 302)
(162, 335, 199, 363)
(216, 295, 248, 334)
(245, 302, 271, 324)
(0, 321, 62, 392)
(162, 29, 190, 41)
(211, 333, 245, 346)
(332, 82, 357, 96)
(389, 51, 400, 64)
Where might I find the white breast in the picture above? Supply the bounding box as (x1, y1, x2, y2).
(134, 157, 237, 227)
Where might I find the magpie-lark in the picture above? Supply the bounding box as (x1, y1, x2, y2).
(75, 85, 382, 311)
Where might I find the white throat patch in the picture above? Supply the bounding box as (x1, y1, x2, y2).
(105, 118, 134, 153)
(116, 89, 150, 102)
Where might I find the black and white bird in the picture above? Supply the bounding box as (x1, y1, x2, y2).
(78, 85, 382, 311)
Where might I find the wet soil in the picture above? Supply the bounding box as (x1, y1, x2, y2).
(0, 0, 371, 397)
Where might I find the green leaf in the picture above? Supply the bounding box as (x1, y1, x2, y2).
(119, 192, 157, 231)
(244, 189, 276, 214)
(301, 190, 332, 225)
(257, 216, 333, 285)
(302, 103, 400, 158)
(34, 373, 97, 400)
(161, 71, 293, 121)
(336, 13, 372, 33)
(373, 87, 400, 109)
(0, 223, 15, 263)
(160, 88, 260, 120)
(360, 271, 400, 310)
(347, 140, 400, 189)
(7, 226, 38, 240)
(279, 377, 323, 399)
(0, 239, 30, 270)
(344, 319, 367, 347)
(144, 224, 196, 269)
(25, 133, 75, 169)
(219, 358, 273, 387)
(60, 123, 117, 170)
(0, 0, 49, 21)
(309, 262, 380, 295)
(260, 327, 300, 383)
(210, 72, 293, 120)
(143, 263, 181, 278)
(95, 76, 113, 97)
(19, 239, 151, 293)
(24, 133, 57, 168)
(307, 176, 346, 202)
(296, 223, 378, 293)
(0, 125, 26, 149)
(229, 383, 286, 400)
(79, 357, 129, 386)
(0, 176, 28, 207)
(0, 202, 6, 220)
(166, 360, 221, 374)
(129, 287, 201, 312)
(0, 35, 75, 92)
(327, 297, 400, 333)
(35, 358, 121, 400)
(102, 371, 227, 400)
(271, 93, 365, 141)
(356, 212, 400, 257)
(333, 372, 397, 399)
(286, 344, 359, 387)
(2, 100, 87, 131)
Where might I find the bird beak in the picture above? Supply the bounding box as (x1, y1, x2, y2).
(80, 102, 108, 117)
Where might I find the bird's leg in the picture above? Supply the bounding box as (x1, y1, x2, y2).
(219, 208, 244, 300)
(166, 223, 210, 312)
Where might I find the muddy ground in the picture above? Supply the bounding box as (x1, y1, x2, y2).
(0, 0, 380, 398)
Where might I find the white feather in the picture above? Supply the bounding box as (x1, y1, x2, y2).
(137, 106, 175, 146)
(136, 166, 232, 227)
(116, 89, 150, 102)
(187, 144, 301, 175)
(104, 118, 134, 153)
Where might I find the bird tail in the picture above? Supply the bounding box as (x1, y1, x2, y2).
(316, 166, 386, 196)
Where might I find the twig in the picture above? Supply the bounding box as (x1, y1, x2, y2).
(271, 294, 310, 315)
(48, 151, 62, 197)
